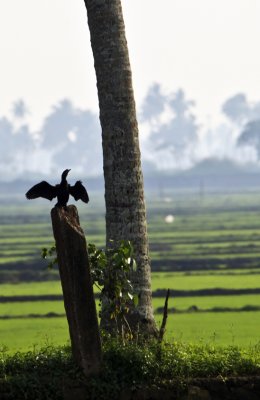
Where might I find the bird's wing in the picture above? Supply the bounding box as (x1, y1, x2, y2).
(69, 181, 89, 203)
(26, 181, 57, 201)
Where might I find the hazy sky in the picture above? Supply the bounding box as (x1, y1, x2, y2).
(1, 0, 260, 130)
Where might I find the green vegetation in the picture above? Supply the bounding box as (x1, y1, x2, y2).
(1, 192, 260, 352)
(0, 282, 62, 296)
(0, 319, 69, 352)
(0, 301, 65, 317)
(2, 192, 260, 274)
(157, 312, 260, 346)
(1, 192, 260, 398)
(153, 294, 260, 311)
(0, 341, 260, 400)
(1, 272, 259, 352)
(151, 272, 260, 290)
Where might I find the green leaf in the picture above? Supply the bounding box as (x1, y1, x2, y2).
(41, 248, 48, 259)
(133, 294, 138, 307)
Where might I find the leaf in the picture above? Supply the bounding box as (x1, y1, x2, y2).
(133, 294, 138, 307)
(41, 248, 48, 259)
(49, 246, 56, 255)
(127, 293, 133, 300)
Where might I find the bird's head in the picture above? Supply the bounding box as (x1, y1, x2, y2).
(61, 169, 71, 180)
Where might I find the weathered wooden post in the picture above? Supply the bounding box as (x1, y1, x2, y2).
(51, 205, 102, 376)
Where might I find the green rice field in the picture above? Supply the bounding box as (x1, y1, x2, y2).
(0, 310, 259, 352)
(1, 191, 260, 352)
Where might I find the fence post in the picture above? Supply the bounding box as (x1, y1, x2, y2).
(51, 205, 101, 376)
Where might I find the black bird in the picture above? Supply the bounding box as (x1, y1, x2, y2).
(25, 169, 89, 207)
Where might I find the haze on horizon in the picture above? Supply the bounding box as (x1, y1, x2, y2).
(0, 0, 260, 180)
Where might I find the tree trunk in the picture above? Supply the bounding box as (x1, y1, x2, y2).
(83, 0, 157, 336)
(51, 205, 102, 375)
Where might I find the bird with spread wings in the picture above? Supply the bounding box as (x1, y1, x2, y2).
(26, 169, 89, 207)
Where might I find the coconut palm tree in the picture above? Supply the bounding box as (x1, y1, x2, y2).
(83, 0, 157, 336)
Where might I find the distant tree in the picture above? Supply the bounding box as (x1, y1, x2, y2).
(0, 116, 34, 176)
(41, 99, 102, 176)
(140, 83, 166, 122)
(145, 89, 198, 169)
(237, 119, 260, 155)
(149, 89, 198, 150)
(223, 94, 260, 159)
(222, 93, 260, 125)
(222, 93, 250, 124)
(0, 117, 16, 169)
(13, 125, 35, 174)
(12, 99, 29, 119)
(83, 0, 157, 336)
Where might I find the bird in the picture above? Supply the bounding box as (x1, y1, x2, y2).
(25, 169, 89, 207)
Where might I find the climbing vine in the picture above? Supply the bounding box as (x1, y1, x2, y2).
(42, 240, 137, 338)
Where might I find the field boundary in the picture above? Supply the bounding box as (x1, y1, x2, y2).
(1, 287, 260, 303)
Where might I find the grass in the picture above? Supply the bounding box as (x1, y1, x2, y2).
(0, 301, 65, 316)
(0, 341, 259, 400)
(0, 281, 62, 296)
(151, 271, 260, 290)
(2, 269, 259, 297)
(0, 270, 259, 352)
(156, 312, 260, 347)
(153, 294, 260, 311)
(2, 192, 260, 272)
(0, 307, 259, 353)
(1, 191, 260, 354)
(0, 318, 70, 352)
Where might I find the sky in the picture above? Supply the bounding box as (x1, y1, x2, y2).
(0, 0, 260, 179)
(1, 0, 260, 130)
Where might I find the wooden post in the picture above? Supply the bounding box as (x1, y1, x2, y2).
(51, 205, 101, 376)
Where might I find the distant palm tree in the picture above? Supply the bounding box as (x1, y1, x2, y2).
(83, 0, 157, 336)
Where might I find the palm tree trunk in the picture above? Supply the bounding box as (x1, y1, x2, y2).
(83, 0, 157, 336)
